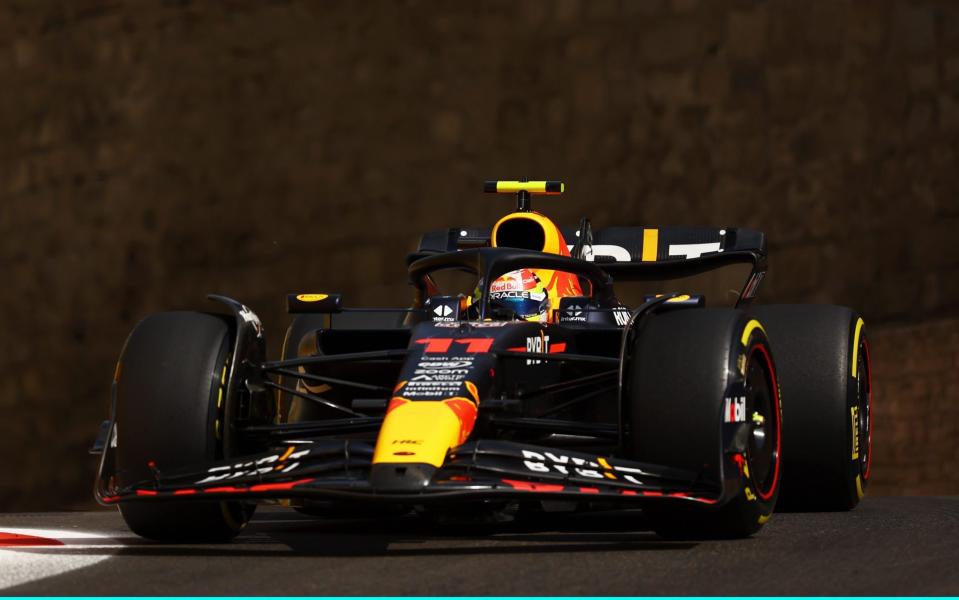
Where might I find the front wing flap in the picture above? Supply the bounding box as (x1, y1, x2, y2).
(98, 440, 722, 506)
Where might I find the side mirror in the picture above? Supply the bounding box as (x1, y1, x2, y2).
(287, 293, 343, 314)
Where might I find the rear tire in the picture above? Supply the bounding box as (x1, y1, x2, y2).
(626, 309, 782, 539)
(751, 305, 872, 511)
(115, 311, 253, 542)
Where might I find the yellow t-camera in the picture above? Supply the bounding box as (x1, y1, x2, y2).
(483, 180, 564, 211)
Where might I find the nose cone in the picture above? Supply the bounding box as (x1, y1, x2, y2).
(372, 398, 478, 467)
(369, 463, 438, 491)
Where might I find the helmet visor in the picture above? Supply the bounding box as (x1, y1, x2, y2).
(489, 289, 549, 319)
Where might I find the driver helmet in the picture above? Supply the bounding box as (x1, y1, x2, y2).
(487, 268, 550, 322)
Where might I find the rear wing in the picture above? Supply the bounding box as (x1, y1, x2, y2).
(411, 225, 768, 302)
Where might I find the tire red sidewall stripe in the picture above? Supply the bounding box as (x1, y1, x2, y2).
(752, 343, 782, 502)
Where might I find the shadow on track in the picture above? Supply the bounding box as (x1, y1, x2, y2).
(17, 508, 698, 558)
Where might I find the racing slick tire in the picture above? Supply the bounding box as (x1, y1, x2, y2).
(114, 311, 253, 542)
(750, 305, 872, 511)
(626, 309, 782, 539)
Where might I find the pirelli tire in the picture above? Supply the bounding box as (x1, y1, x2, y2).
(626, 308, 783, 539)
(114, 311, 253, 542)
(750, 304, 872, 511)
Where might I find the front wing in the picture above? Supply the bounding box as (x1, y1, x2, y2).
(97, 439, 723, 506)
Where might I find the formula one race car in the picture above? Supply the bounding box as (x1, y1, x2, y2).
(92, 181, 873, 541)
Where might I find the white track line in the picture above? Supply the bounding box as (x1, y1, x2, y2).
(0, 527, 132, 590)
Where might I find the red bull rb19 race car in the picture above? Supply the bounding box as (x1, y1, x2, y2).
(92, 181, 873, 541)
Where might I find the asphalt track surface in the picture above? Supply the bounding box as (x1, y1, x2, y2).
(1, 496, 957, 595)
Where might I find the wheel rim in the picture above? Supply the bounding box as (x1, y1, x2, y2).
(745, 345, 781, 501)
(857, 339, 873, 481)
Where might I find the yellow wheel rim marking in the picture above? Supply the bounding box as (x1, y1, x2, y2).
(851, 317, 865, 379)
(741, 319, 766, 346)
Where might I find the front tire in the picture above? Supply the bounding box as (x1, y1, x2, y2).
(625, 309, 783, 538)
(115, 311, 253, 542)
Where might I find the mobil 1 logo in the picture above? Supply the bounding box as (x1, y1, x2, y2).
(403, 355, 474, 399)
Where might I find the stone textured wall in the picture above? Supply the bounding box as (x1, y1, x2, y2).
(869, 318, 959, 496)
(1, 0, 957, 510)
